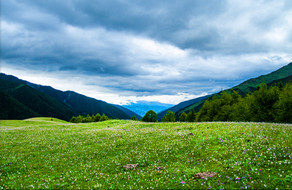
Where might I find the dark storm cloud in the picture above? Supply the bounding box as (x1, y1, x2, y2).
(1, 0, 291, 104)
(2, 0, 227, 48)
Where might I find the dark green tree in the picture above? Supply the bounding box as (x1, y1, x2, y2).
(70, 116, 77, 123)
(83, 114, 93, 123)
(99, 113, 109, 121)
(161, 111, 176, 122)
(197, 91, 242, 122)
(249, 83, 279, 122)
(274, 83, 292, 123)
(277, 81, 284, 90)
(142, 110, 157, 122)
(187, 109, 196, 122)
(71, 115, 83, 123)
(179, 112, 188, 122)
(229, 95, 249, 121)
(130, 116, 139, 121)
(94, 113, 101, 122)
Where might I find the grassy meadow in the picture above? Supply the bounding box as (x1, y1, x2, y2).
(0, 118, 291, 189)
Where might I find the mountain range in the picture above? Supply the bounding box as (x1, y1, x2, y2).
(123, 101, 174, 117)
(1, 62, 291, 121)
(0, 73, 141, 120)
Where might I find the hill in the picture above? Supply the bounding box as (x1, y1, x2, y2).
(176, 62, 292, 117)
(1, 119, 291, 189)
(0, 73, 132, 120)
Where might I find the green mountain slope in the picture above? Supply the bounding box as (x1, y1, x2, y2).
(0, 79, 79, 120)
(0, 73, 132, 119)
(0, 91, 40, 120)
(267, 75, 292, 87)
(176, 62, 292, 117)
(25, 83, 130, 119)
(58, 91, 130, 119)
(157, 95, 211, 120)
(232, 62, 292, 94)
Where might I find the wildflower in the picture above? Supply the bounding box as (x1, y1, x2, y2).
(180, 181, 186, 184)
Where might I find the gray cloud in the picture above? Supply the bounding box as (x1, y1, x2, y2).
(1, 0, 291, 104)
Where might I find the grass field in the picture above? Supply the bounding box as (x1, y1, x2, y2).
(1, 118, 291, 189)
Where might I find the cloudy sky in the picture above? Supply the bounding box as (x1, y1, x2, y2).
(1, 0, 291, 105)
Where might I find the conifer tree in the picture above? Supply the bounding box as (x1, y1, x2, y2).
(162, 111, 176, 122)
(99, 113, 109, 121)
(179, 112, 188, 122)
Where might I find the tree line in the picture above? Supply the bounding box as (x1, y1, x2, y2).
(70, 113, 110, 123)
(140, 82, 292, 123)
(194, 82, 291, 123)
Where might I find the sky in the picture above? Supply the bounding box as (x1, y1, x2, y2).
(1, 0, 291, 105)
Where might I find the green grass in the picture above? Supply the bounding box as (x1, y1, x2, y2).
(1, 118, 291, 189)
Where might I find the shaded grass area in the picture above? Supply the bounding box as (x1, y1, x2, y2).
(0, 118, 291, 189)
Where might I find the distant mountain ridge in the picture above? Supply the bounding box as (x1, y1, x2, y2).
(113, 105, 142, 120)
(175, 62, 292, 117)
(0, 73, 139, 120)
(123, 101, 174, 117)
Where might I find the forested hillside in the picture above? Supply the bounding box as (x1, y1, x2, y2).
(0, 91, 40, 120)
(0, 79, 79, 120)
(176, 62, 292, 117)
(178, 82, 292, 123)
